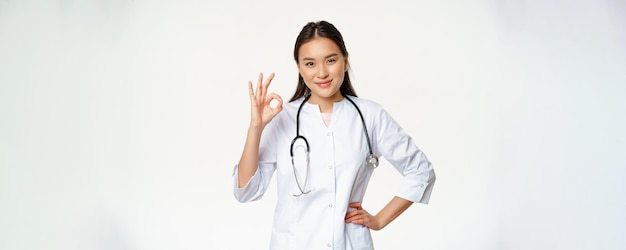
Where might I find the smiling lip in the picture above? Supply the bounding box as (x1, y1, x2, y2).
(316, 80, 332, 87)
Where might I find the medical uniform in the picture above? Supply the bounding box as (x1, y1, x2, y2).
(233, 96, 436, 250)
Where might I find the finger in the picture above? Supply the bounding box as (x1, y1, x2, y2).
(263, 72, 275, 88)
(273, 92, 283, 103)
(345, 212, 355, 220)
(344, 209, 362, 219)
(256, 73, 264, 98)
(267, 93, 284, 113)
(355, 216, 367, 224)
(274, 99, 283, 113)
(248, 81, 255, 101)
(346, 214, 366, 224)
(266, 93, 283, 104)
(261, 72, 274, 98)
(348, 202, 362, 209)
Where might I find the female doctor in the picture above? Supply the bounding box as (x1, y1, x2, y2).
(233, 20, 436, 250)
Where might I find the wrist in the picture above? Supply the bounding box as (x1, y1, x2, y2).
(372, 214, 386, 231)
(248, 120, 265, 130)
(247, 124, 264, 135)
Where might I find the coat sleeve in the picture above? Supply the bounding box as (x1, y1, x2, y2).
(372, 104, 436, 204)
(232, 119, 279, 203)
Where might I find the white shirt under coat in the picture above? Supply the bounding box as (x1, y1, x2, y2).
(233, 96, 436, 250)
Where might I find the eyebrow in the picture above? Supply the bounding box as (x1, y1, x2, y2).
(301, 53, 339, 61)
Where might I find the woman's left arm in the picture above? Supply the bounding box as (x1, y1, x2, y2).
(345, 102, 436, 230)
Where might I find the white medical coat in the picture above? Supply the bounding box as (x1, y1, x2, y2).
(233, 96, 435, 250)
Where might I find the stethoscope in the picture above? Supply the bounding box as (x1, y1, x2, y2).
(290, 93, 379, 196)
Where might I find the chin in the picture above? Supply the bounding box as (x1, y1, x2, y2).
(316, 90, 342, 99)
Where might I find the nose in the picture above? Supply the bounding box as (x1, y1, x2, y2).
(317, 65, 329, 78)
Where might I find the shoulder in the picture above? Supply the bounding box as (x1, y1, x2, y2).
(345, 96, 400, 129)
(281, 97, 306, 116)
(345, 95, 385, 114)
(285, 97, 306, 109)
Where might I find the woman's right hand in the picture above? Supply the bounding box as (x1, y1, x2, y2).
(248, 72, 283, 129)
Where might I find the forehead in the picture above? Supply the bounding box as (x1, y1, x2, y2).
(298, 37, 342, 59)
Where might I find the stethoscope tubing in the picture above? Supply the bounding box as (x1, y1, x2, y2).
(289, 93, 378, 196)
(343, 94, 374, 157)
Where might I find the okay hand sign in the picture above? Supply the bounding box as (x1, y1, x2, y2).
(248, 72, 283, 129)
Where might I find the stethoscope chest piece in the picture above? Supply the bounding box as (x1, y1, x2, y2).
(366, 154, 379, 169)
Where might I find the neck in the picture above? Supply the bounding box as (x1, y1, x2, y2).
(307, 93, 344, 113)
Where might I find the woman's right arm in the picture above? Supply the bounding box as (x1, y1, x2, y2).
(237, 72, 283, 188)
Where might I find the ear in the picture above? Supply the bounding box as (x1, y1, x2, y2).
(344, 56, 350, 72)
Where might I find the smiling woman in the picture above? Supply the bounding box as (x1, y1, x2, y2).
(295, 37, 348, 112)
(232, 20, 436, 250)
(3, 1, 624, 250)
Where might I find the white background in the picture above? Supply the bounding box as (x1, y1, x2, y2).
(1, 0, 625, 249)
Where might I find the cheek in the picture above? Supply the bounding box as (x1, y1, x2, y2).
(335, 66, 345, 75)
(332, 65, 346, 77)
(299, 68, 315, 80)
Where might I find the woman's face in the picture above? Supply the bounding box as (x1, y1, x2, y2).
(297, 37, 348, 104)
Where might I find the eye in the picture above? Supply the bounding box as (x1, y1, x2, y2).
(327, 58, 336, 64)
(305, 62, 314, 67)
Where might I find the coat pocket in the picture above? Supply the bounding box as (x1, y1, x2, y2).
(345, 223, 374, 249)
